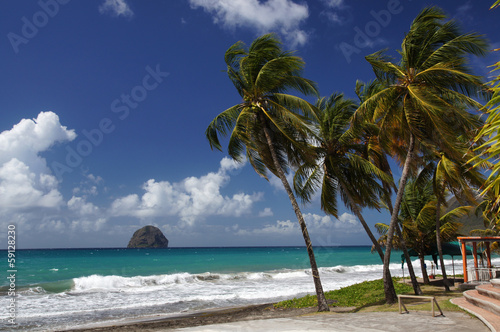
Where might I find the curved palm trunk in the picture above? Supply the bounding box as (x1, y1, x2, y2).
(435, 198, 451, 291)
(383, 133, 416, 304)
(261, 119, 329, 312)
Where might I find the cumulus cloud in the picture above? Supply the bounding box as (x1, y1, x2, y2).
(38, 218, 66, 233)
(236, 212, 361, 236)
(99, 0, 134, 18)
(68, 196, 100, 216)
(189, 0, 309, 47)
(258, 207, 274, 217)
(0, 112, 75, 211)
(0, 159, 63, 210)
(111, 157, 262, 226)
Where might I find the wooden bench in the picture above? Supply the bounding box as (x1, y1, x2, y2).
(397, 295, 444, 317)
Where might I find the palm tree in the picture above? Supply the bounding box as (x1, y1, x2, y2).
(355, 6, 488, 303)
(206, 34, 329, 312)
(472, 195, 500, 242)
(430, 153, 484, 291)
(376, 178, 469, 284)
(293, 92, 392, 263)
(356, 80, 422, 295)
(470, 3, 500, 218)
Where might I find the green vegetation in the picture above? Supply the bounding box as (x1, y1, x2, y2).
(275, 278, 413, 309)
(274, 279, 469, 313)
(469, 4, 500, 223)
(355, 6, 489, 303)
(375, 178, 469, 284)
(293, 92, 392, 263)
(206, 3, 500, 310)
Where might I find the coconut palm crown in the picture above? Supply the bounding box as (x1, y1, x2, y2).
(294, 92, 392, 260)
(206, 33, 318, 177)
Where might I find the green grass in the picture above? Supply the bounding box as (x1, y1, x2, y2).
(275, 278, 413, 309)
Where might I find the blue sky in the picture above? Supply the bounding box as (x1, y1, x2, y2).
(1, 0, 498, 249)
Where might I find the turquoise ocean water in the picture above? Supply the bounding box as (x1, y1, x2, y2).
(1, 246, 496, 331)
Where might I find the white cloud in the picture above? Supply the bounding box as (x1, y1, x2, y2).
(269, 172, 294, 192)
(73, 173, 103, 196)
(37, 218, 66, 233)
(0, 112, 75, 212)
(235, 212, 361, 236)
(189, 0, 309, 47)
(323, 12, 342, 24)
(236, 219, 297, 235)
(68, 196, 100, 216)
(0, 159, 63, 210)
(99, 0, 134, 18)
(0, 111, 76, 168)
(70, 218, 107, 232)
(322, 0, 344, 8)
(337, 212, 359, 226)
(111, 157, 261, 226)
(258, 207, 274, 217)
(320, 0, 350, 25)
(303, 212, 361, 231)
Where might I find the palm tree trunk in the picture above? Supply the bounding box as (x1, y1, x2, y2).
(435, 197, 451, 291)
(385, 197, 422, 295)
(419, 253, 430, 284)
(260, 119, 329, 312)
(340, 182, 385, 261)
(383, 133, 416, 304)
(396, 224, 423, 294)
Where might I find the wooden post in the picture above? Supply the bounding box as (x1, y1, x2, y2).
(486, 242, 492, 279)
(452, 256, 455, 285)
(461, 240, 468, 283)
(473, 242, 479, 281)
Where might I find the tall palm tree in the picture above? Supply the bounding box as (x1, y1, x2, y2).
(206, 34, 329, 311)
(356, 80, 422, 295)
(294, 92, 392, 263)
(355, 6, 488, 303)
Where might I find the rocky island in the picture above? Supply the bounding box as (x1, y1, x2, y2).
(127, 225, 169, 248)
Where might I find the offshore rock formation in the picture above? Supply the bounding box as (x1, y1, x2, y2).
(127, 225, 169, 248)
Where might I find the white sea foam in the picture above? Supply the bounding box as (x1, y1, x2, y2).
(3, 256, 500, 331)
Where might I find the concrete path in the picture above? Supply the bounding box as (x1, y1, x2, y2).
(167, 311, 489, 332)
